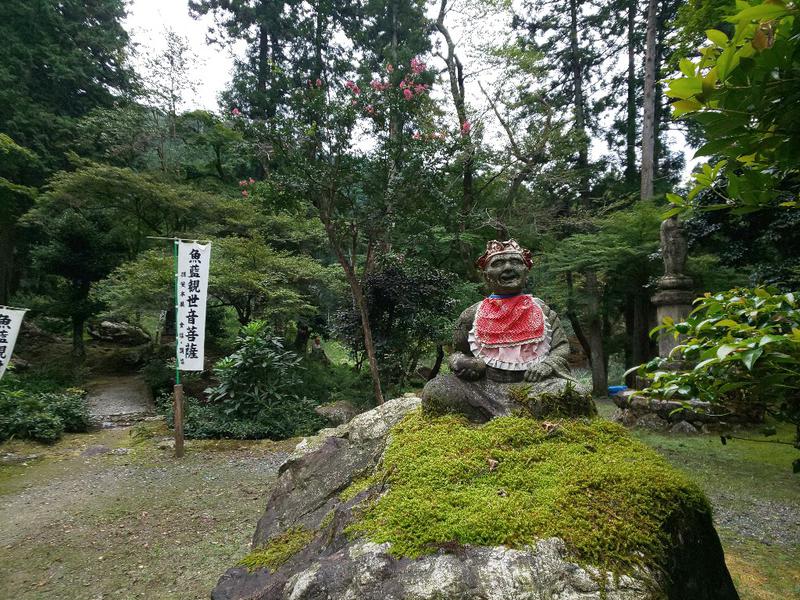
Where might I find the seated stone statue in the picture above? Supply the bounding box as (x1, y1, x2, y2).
(422, 239, 590, 422)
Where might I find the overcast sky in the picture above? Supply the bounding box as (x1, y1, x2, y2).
(124, 0, 241, 112)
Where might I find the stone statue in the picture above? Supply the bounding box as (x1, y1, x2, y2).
(422, 240, 590, 422)
(660, 216, 688, 277)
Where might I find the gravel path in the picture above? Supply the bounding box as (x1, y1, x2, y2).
(0, 426, 291, 600)
(85, 375, 155, 421)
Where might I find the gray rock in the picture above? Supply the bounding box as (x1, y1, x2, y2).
(1, 453, 40, 465)
(212, 397, 738, 600)
(635, 413, 669, 431)
(670, 420, 699, 435)
(110, 447, 132, 455)
(610, 408, 637, 427)
(314, 400, 358, 426)
(81, 445, 111, 457)
(87, 320, 150, 345)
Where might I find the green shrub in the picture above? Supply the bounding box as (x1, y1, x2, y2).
(0, 388, 91, 443)
(206, 321, 305, 418)
(140, 356, 174, 397)
(163, 395, 324, 440)
(40, 390, 92, 433)
(634, 286, 800, 453)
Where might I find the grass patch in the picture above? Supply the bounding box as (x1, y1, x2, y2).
(347, 410, 709, 576)
(239, 528, 314, 572)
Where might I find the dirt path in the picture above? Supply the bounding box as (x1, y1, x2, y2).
(0, 424, 294, 600)
(85, 376, 155, 424)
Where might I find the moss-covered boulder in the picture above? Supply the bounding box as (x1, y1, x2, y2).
(212, 398, 738, 600)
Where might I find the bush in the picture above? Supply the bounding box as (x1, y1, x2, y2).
(163, 321, 327, 440)
(634, 287, 800, 451)
(140, 356, 174, 397)
(0, 388, 91, 444)
(41, 390, 92, 433)
(162, 395, 324, 440)
(206, 321, 305, 418)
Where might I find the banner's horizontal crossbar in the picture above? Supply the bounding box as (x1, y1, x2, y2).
(146, 236, 213, 243)
(0, 306, 30, 312)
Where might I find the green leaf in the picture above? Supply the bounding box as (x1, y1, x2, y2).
(665, 77, 703, 100)
(726, 3, 790, 23)
(715, 319, 740, 328)
(679, 58, 696, 77)
(741, 347, 763, 370)
(706, 29, 729, 48)
(717, 46, 741, 80)
(717, 344, 739, 359)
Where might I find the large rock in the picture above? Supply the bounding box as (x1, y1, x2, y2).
(87, 320, 151, 346)
(212, 398, 738, 600)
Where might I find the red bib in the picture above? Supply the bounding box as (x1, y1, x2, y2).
(474, 295, 545, 348)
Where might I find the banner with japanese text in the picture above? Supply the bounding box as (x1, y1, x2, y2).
(0, 307, 26, 380)
(176, 242, 211, 371)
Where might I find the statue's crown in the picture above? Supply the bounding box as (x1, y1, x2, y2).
(476, 239, 532, 270)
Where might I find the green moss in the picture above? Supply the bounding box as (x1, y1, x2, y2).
(509, 382, 597, 419)
(339, 473, 379, 502)
(320, 510, 335, 530)
(346, 410, 709, 575)
(239, 527, 314, 572)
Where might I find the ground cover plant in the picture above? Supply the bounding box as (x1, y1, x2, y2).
(0, 384, 91, 444)
(346, 410, 710, 576)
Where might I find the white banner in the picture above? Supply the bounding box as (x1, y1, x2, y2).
(176, 241, 211, 371)
(0, 307, 26, 380)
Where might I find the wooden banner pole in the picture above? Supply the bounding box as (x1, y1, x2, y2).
(173, 383, 185, 458)
(173, 239, 184, 459)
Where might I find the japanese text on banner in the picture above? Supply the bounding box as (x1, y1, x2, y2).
(176, 242, 211, 371)
(0, 308, 26, 380)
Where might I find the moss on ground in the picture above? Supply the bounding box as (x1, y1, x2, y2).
(239, 528, 314, 572)
(346, 410, 709, 575)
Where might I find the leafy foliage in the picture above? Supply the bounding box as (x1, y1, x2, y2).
(0, 387, 91, 444)
(636, 287, 800, 445)
(665, 0, 799, 214)
(334, 257, 464, 386)
(197, 321, 325, 439)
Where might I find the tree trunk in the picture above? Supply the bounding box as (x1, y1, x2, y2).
(625, 0, 638, 185)
(72, 315, 86, 360)
(585, 273, 607, 396)
(293, 323, 311, 354)
(0, 223, 14, 305)
(436, 0, 474, 274)
(321, 214, 385, 405)
(569, 0, 589, 194)
(641, 0, 658, 199)
(429, 345, 444, 380)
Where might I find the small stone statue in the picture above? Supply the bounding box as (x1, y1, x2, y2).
(660, 216, 688, 277)
(422, 240, 590, 422)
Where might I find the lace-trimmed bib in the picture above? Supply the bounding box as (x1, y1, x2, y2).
(469, 295, 552, 371)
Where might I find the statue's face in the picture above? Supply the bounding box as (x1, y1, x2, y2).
(483, 254, 529, 294)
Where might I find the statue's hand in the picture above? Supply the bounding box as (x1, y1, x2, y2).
(450, 354, 486, 381)
(524, 361, 553, 383)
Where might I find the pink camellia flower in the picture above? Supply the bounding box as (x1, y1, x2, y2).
(345, 80, 361, 94)
(414, 83, 427, 95)
(239, 180, 245, 186)
(399, 80, 407, 89)
(316, 78, 322, 87)
(386, 63, 394, 73)
(370, 79, 382, 91)
(231, 107, 241, 116)
(412, 131, 421, 140)
(366, 104, 375, 114)
(461, 120, 472, 135)
(241, 190, 249, 197)
(351, 99, 358, 105)
(403, 88, 413, 100)
(249, 177, 255, 184)
(410, 57, 426, 74)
